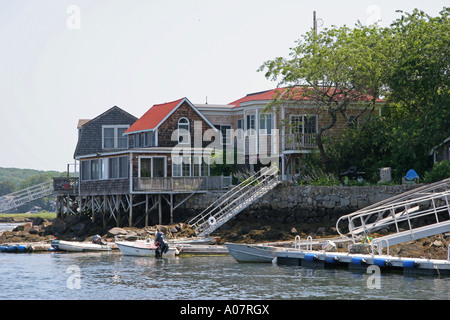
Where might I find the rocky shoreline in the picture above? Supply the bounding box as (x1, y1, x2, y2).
(1, 216, 449, 260)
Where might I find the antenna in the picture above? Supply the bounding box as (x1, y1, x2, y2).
(313, 11, 323, 35)
(205, 96, 208, 104)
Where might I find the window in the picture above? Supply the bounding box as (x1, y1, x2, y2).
(81, 160, 90, 181)
(290, 115, 317, 134)
(144, 131, 155, 147)
(102, 125, 129, 149)
(259, 113, 272, 135)
(90, 159, 99, 180)
(246, 114, 255, 135)
(81, 156, 127, 181)
(237, 119, 244, 139)
(178, 118, 190, 144)
(139, 157, 166, 178)
(172, 156, 190, 177)
(172, 156, 209, 177)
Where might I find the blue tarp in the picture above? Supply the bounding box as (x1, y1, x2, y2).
(405, 169, 420, 181)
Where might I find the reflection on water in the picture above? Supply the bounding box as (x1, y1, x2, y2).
(0, 251, 449, 300)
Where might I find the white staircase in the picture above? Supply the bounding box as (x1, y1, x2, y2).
(189, 166, 280, 237)
(0, 180, 54, 213)
(336, 178, 450, 248)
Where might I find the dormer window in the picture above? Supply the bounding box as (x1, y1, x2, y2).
(178, 118, 190, 144)
(102, 125, 129, 149)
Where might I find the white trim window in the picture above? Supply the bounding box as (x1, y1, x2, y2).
(259, 113, 272, 135)
(102, 125, 129, 149)
(290, 115, 317, 135)
(172, 155, 209, 177)
(178, 118, 190, 144)
(246, 114, 255, 135)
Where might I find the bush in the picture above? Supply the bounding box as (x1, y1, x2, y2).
(423, 161, 450, 183)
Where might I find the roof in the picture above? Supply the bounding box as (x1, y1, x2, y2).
(228, 87, 384, 108)
(77, 119, 91, 129)
(124, 97, 216, 134)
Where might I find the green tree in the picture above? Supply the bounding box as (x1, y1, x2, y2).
(259, 23, 387, 169)
(0, 180, 16, 196)
(327, 8, 449, 179)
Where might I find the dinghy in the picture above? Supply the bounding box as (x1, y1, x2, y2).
(51, 239, 112, 252)
(225, 243, 281, 263)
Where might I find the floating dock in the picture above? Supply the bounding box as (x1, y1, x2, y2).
(275, 248, 450, 276)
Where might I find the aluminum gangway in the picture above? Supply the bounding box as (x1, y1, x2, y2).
(336, 178, 450, 249)
(0, 180, 54, 213)
(189, 166, 280, 237)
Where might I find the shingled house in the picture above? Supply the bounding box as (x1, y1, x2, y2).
(60, 87, 382, 227)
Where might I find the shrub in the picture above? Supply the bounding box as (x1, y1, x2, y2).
(423, 160, 450, 183)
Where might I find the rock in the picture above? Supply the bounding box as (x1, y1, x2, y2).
(32, 217, 44, 226)
(431, 240, 443, 247)
(51, 218, 66, 234)
(107, 227, 128, 237)
(169, 226, 179, 233)
(316, 227, 326, 235)
(71, 223, 85, 235)
(13, 223, 32, 232)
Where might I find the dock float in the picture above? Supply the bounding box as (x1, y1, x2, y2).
(275, 249, 450, 276)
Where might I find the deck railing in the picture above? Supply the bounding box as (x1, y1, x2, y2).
(133, 176, 232, 192)
(53, 177, 79, 195)
(284, 133, 316, 150)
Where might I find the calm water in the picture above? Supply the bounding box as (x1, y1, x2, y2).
(0, 251, 449, 300)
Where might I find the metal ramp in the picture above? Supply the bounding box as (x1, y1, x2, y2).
(189, 166, 280, 237)
(0, 180, 54, 213)
(336, 178, 450, 249)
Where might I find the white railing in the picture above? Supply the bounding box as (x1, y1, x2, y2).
(189, 166, 280, 236)
(0, 180, 54, 213)
(336, 178, 450, 246)
(284, 133, 316, 150)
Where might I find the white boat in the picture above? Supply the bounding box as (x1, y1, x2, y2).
(225, 243, 282, 263)
(115, 239, 178, 257)
(51, 240, 112, 252)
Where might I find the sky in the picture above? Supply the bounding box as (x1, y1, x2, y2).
(0, 0, 447, 172)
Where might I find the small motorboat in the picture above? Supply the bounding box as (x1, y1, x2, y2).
(51, 235, 112, 252)
(225, 243, 282, 263)
(115, 231, 178, 257)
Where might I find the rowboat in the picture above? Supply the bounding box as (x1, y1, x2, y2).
(115, 239, 178, 257)
(225, 243, 281, 263)
(51, 240, 112, 252)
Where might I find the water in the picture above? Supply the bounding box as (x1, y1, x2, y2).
(0, 251, 449, 301)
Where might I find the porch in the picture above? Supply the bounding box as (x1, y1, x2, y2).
(133, 176, 232, 193)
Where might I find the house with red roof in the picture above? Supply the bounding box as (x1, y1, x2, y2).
(71, 87, 382, 226)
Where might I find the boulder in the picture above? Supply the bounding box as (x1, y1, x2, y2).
(107, 227, 128, 237)
(51, 218, 66, 234)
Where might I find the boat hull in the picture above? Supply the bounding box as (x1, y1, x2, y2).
(51, 240, 112, 252)
(225, 243, 279, 263)
(115, 240, 178, 257)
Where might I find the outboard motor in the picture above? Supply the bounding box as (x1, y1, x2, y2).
(154, 231, 169, 258)
(91, 234, 106, 245)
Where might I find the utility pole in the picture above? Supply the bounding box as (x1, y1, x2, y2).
(313, 11, 317, 35)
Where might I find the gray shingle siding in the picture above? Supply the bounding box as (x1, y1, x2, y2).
(74, 106, 137, 158)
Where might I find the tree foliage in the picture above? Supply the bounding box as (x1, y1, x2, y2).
(259, 23, 388, 168)
(260, 7, 449, 179)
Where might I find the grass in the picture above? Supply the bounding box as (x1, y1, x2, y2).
(0, 211, 57, 219)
